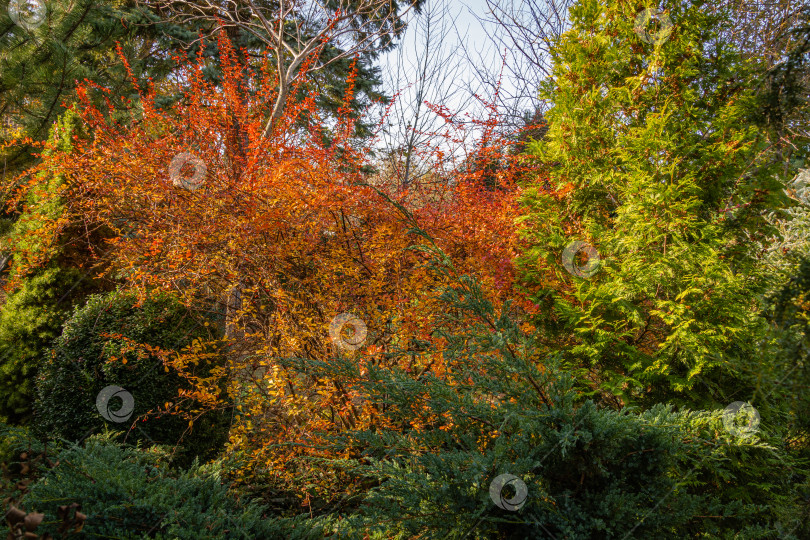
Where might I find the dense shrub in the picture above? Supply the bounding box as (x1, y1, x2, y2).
(754, 256, 810, 537)
(0, 265, 91, 424)
(277, 223, 807, 538)
(315, 395, 792, 538)
(12, 434, 319, 539)
(515, 0, 784, 409)
(0, 110, 102, 424)
(34, 289, 230, 467)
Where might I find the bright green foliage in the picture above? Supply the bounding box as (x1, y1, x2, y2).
(1, 109, 83, 282)
(34, 289, 230, 467)
(2, 431, 320, 539)
(516, 0, 785, 407)
(0, 109, 99, 424)
(0, 266, 86, 423)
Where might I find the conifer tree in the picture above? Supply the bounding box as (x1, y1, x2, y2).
(0, 109, 103, 423)
(0, 0, 190, 176)
(516, 0, 785, 408)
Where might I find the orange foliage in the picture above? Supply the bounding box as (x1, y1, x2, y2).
(20, 31, 538, 498)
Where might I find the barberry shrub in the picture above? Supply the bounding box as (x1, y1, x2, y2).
(21, 28, 529, 495)
(261, 220, 805, 538)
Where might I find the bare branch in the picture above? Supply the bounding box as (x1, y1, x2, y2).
(140, 0, 419, 137)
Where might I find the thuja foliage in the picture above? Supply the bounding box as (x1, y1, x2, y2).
(0, 428, 320, 539)
(256, 208, 804, 538)
(0, 109, 102, 423)
(0, 266, 87, 423)
(34, 289, 230, 467)
(517, 0, 785, 408)
(758, 256, 810, 465)
(752, 4, 810, 168)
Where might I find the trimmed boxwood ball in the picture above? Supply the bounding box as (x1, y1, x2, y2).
(33, 289, 230, 467)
